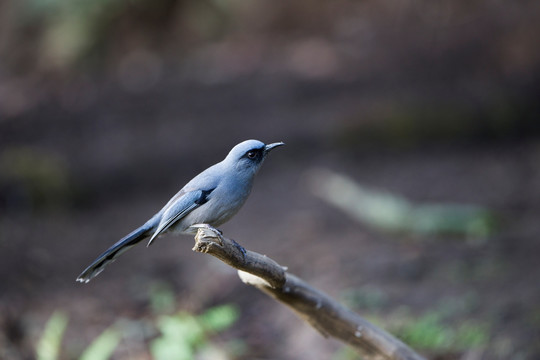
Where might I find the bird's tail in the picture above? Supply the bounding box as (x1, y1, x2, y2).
(76, 225, 151, 283)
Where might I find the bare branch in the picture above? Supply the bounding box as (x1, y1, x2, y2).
(192, 227, 426, 360)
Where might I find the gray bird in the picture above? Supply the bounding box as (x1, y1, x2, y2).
(77, 139, 285, 283)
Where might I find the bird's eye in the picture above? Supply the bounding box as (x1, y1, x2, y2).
(247, 150, 257, 159)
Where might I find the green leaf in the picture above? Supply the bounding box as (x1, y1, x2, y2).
(36, 311, 69, 360)
(149, 305, 240, 360)
(79, 327, 122, 360)
(150, 336, 194, 360)
(199, 304, 240, 332)
(150, 313, 204, 360)
(310, 169, 498, 239)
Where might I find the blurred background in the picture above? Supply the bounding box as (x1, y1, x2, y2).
(1, 0, 540, 359)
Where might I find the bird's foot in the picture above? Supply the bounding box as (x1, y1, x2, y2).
(230, 238, 247, 259)
(190, 224, 224, 245)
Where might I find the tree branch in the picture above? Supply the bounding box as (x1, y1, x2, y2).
(191, 227, 426, 360)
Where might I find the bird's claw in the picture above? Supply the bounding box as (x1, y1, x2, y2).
(230, 238, 247, 259)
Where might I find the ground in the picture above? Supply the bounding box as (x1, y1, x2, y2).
(1, 74, 539, 359)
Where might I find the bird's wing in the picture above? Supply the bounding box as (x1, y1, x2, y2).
(147, 188, 214, 246)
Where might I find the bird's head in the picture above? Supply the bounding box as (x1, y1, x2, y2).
(225, 139, 285, 175)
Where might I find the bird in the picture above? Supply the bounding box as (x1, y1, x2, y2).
(76, 139, 285, 283)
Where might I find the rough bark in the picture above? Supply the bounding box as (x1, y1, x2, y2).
(191, 226, 426, 360)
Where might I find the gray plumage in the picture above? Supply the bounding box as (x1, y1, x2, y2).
(77, 139, 284, 283)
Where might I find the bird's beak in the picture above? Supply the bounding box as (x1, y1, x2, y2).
(264, 142, 285, 154)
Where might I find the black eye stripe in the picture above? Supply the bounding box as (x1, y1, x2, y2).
(243, 148, 263, 160)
